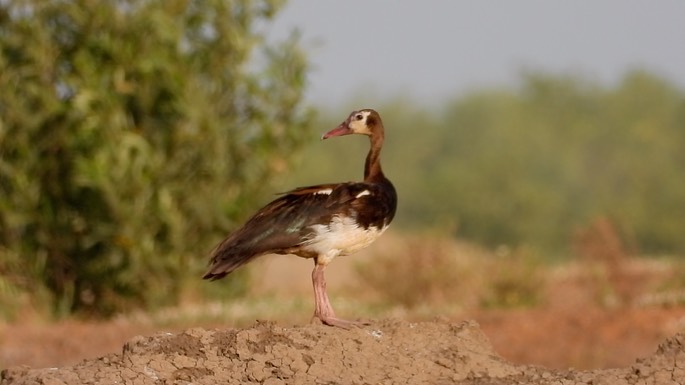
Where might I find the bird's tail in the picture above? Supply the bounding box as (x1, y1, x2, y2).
(202, 244, 259, 281)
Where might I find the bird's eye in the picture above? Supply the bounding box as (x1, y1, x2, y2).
(355, 114, 364, 120)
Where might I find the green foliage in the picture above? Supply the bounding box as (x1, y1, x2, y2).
(292, 71, 685, 257)
(0, 0, 313, 318)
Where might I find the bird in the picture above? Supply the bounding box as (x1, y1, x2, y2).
(203, 109, 397, 328)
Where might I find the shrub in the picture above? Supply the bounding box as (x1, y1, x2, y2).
(0, 0, 312, 318)
(480, 246, 545, 309)
(355, 232, 489, 311)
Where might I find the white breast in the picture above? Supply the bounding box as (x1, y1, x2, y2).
(304, 215, 388, 265)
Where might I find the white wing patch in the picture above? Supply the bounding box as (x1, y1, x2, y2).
(355, 190, 371, 198)
(314, 188, 333, 195)
(305, 215, 388, 265)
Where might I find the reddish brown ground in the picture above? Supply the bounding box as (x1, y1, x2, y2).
(476, 306, 685, 369)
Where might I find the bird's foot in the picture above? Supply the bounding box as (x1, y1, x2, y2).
(312, 314, 371, 329)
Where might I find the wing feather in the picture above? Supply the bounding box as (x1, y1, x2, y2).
(203, 181, 377, 279)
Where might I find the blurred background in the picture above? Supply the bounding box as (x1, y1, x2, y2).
(1, 0, 685, 370)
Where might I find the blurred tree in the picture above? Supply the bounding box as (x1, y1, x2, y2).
(0, 0, 312, 317)
(294, 71, 685, 258)
(439, 71, 685, 256)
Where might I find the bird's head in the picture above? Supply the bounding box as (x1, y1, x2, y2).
(322, 109, 381, 140)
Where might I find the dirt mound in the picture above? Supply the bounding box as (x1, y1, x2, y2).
(2, 319, 683, 385)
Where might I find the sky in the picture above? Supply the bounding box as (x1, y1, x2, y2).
(267, 1, 685, 107)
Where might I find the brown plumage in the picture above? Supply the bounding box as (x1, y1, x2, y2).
(203, 109, 397, 328)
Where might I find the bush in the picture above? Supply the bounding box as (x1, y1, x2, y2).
(479, 246, 545, 309)
(354, 232, 490, 310)
(0, 0, 313, 318)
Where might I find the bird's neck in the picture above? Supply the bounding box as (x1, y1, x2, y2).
(364, 134, 385, 182)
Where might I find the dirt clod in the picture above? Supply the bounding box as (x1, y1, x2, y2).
(2, 319, 684, 385)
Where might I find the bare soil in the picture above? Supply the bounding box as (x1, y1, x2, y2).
(2, 318, 684, 385)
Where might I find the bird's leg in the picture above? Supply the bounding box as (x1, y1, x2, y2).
(311, 263, 335, 320)
(311, 262, 365, 329)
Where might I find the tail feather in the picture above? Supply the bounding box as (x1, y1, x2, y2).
(202, 247, 259, 281)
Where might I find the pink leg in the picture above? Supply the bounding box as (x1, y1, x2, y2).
(311, 262, 365, 329)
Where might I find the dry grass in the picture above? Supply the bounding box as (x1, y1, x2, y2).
(4, 228, 684, 327)
(345, 228, 685, 316)
(354, 231, 489, 310)
(479, 246, 545, 309)
(351, 231, 547, 313)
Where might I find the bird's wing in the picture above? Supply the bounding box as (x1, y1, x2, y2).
(231, 182, 372, 251)
(204, 182, 372, 279)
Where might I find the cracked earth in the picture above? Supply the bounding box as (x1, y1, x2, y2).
(2, 319, 684, 385)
